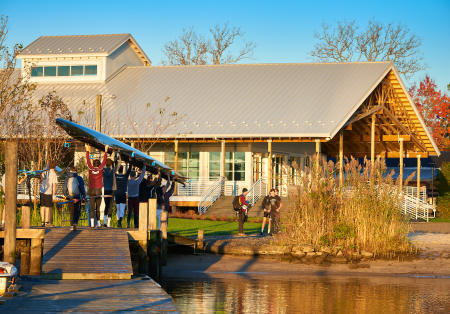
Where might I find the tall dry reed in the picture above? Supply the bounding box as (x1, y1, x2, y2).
(282, 157, 413, 257)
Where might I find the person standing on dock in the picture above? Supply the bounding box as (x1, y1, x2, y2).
(39, 161, 58, 227)
(63, 166, 86, 231)
(237, 188, 249, 236)
(115, 155, 131, 228)
(103, 154, 118, 228)
(127, 165, 146, 228)
(86, 145, 109, 228)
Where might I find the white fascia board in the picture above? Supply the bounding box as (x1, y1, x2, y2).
(329, 62, 393, 140)
(109, 133, 331, 139)
(18, 53, 109, 59)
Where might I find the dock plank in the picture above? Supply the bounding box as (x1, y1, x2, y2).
(42, 228, 133, 279)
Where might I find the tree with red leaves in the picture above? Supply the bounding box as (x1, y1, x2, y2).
(409, 76, 450, 151)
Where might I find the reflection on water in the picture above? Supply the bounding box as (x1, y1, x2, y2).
(162, 276, 450, 314)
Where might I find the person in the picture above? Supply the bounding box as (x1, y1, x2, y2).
(1, 172, 27, 227)
(39, 161, 58, 227)
(127, 165, 146, 228)
(163, 175, 176, 215)
(260, 189, 277, 236)
(63, 166, 86, 231)
(115, 157, 131, 228)
(138, 172, 152, 205)
(271, 188, 283, 234)
(102, 155, 118, 227)
(237, 188, 249, 236)
(86, 145, 109, 228)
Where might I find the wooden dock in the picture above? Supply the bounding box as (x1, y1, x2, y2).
(41, 228, 133, 280)
(1, 277, 178, 313)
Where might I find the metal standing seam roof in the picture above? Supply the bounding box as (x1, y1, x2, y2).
(31, 62, 394, 139)
(18, 33, 135, 56)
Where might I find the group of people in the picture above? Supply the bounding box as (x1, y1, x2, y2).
(234, 187, 282, 236)
(34, 144, 175, 230)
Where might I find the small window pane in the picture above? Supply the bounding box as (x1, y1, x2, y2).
(71, 66, 83, 76)
(58, 66, 70, 76)
(31, 66, 43, 77)
(44, 66, 56, 76)
(84, 65, 97, 75)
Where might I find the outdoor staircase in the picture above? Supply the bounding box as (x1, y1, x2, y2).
(42, 228, 133, 279)
(205, 196, 265, 218)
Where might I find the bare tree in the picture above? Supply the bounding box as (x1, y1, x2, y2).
(311, 19, 424, 79)
(162, 23, 255, 65)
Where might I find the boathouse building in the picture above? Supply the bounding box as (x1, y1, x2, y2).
(18, 34, 440, 212)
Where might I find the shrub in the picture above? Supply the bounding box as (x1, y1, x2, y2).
(281, 157, 413, 257)
(436, 162, 450, 218)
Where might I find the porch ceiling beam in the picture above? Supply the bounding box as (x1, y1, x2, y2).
(382, 135, 411, 141)
(344, 104, 383, 127)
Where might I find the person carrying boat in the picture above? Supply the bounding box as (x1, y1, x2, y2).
(127, 165, 146, 229)
(63, 166, 86, 231)
(115, 155, 131, 228)
(102, 153, 118, 228)
(39, 161, 58, 227)
(85, 145, 109, 228)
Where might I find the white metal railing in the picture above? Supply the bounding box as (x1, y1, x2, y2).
(400, 192, 435, 222)
(17, 178, 64, 200)
(246, 178, 267, 207)
(177, 178, 216, 196)
(198, 176, 224, 214)
(403, 186, 427, 202)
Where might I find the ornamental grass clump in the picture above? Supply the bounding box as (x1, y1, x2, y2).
(283, 157, 414, 257)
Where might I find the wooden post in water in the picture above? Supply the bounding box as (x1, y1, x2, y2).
(160, 211, 168, 266)
(149, 230, 161, 280)
(22, 205, 31, 229)
(4, 140, 18, 264)
(148, 198, 157, 230)
(20, 251, 30, 276)
(197, 229, 204, 250)
(30, 238, 42, 275)
(138, 202, 149, 274)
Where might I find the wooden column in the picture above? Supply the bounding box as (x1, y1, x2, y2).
(315, 139, 321, 171)
(399, 138, 404, 191)
(4, 140, 18, 264)
(174, 140, 179, 195)
(96, 94, 102, 132)
(339, 131, 344, 186)
(220, 140, 226, 194)
(371, 114, 376, 169)
(30, 238, 42, 275)
(197, 229, 204, 250)
(148, 198, 157, 230)
(417, 155, 421, 199)
(267, 139, 272, 190)
(20, 251, 30, 276)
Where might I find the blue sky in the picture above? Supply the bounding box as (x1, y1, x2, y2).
(3, 0, 449, 91)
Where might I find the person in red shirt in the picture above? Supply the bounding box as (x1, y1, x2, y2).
(86, 145, 109, 228)
(238, 188, 249, 236)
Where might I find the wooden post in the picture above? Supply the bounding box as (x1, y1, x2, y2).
(138, 202, 149, 274)
(197, 229, 204, 250)
(21, 205, 31, 229)
(148, 198, 157, 230)
(267, 139, 272, 190)
(399, 138, 404, 191)
(220, 140, 226, 194)
(4, 140, 18, 264)
(371, 114, 376, 169)
(30, 238, 42, 275)
(315, 139, 320, 171)
(339, 131, 344, 187)
(148, 230, 161, 280)
(160, 211, 168, 266)
(96, 94, 102, 132)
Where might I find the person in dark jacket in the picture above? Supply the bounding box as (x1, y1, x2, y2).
(115, 156, 131, 228)
(102, 155, 118, 227)
(63, 166, 86, 231)
(127, 166, 146, 228)
(163, 175, 176, 214)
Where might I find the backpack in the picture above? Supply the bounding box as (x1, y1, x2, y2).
(232, 195, 241, 211)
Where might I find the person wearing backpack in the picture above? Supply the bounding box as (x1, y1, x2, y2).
(63, 166, 86, 231)
(236, 188, 249, 236)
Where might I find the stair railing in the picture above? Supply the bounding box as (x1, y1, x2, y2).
(198, 176, 224, 214)
(246, 178, 267, 207)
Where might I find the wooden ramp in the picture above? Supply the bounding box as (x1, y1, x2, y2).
(42, 228, 133, 280)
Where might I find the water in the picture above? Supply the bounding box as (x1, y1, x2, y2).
(162, 276, 450, 314)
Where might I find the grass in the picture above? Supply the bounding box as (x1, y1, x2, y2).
(167, 217, 262, 237)
(429, 217, 450, 223)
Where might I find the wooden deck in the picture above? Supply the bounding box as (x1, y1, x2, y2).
(1, 277, 178, 313)
(41, 228, 133, 280)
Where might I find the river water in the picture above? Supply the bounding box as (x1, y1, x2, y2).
(161, 275, 450, 313)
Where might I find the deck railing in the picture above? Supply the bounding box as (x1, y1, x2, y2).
(198, 176, 224, 214)
(246, 178, 267, 207)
